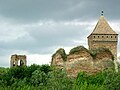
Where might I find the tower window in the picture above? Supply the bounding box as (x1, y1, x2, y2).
(115, 36, 117, 38)
(94, 36, 95, 38)
(107, 36, 108, 38)
(111, 36, 112, 38)
(102, 36, 104, 38)
(98, 36, 99, 38)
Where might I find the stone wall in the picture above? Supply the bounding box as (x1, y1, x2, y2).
(10, 54, 27, 67)
(88, 34, 118, 59)
(51, 46, 114, 77)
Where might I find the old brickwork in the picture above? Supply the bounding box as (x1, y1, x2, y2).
(51, 46, 114, 77)
(10, 54, 27, 67)
(88, 15, 118, 60)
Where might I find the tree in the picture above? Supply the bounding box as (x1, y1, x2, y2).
(31, 70, 47, 86)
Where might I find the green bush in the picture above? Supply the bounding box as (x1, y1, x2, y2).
(0, 64, 120, 90)
(69, 46, 89, 55)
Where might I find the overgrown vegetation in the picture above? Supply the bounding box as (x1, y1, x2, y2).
(69, 46, 89, 55)
(0, 64, 73, 90)
(74, 66, 120, 90)
(89, 47, 114, 60)
(52, 46, 114, 63)
(0, 64, 120, 90)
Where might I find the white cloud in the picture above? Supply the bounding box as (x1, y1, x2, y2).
(27, 54, 51, 65)
(110, 22, 120, 33)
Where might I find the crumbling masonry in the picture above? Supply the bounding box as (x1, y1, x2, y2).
(10, 54, 27, 67)
(51, 13, 118, 77)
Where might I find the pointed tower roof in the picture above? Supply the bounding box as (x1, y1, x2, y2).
(91, 15, 117, 35)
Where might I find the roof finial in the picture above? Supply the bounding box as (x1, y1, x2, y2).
(101, 11, 104, 16)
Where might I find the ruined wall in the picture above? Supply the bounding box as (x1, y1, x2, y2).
(51, 46, 114, 77)
(10, 54, 27, 67)
(51, 48, 66, 69)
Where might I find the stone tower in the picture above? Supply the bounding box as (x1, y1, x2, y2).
(88, 13, 118, 60)
(10, 54, 27, 67)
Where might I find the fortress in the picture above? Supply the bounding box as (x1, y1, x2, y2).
(51, 12, 118, 77)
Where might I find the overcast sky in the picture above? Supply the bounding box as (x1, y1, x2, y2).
(0, 0, 120, 67)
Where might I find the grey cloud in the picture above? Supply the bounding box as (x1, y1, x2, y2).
(0, 0, 81, 22)
(0, 21, 90, 54)
(0, 0, 120, 22)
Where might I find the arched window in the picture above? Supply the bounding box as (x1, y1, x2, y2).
(20, 60, 24, 66)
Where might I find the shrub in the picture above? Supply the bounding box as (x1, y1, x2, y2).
(69, 46, 89, 55)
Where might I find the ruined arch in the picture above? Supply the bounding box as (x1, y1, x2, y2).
(10, 54, 27, 67)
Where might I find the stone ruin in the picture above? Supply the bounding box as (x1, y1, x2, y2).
(51, 14, 119, 77)
(10, 54, 27, 67)
(51, 46, 114, 77)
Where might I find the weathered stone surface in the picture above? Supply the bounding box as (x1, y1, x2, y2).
(51, 46, 114, 77)
(10, 54, 27, 67)
(51, 48, 66, 69)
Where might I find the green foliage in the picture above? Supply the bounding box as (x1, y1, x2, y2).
(31, 70, 47, 86)
(46, 68, 74, 90)
(75, 71, 106, 85)
(7, 66, 26, 79)
(74, 71, 106, 90)
(25, 64, 40, 78)
(0, 67, 8, 74)
(0, 65, 74, 90)
(103, 69, 120, 90)
(0, 65, 120, 90)
(40, 64, 52, 74)
(74, 68, 120, 90)
(69, 46, 89, 55)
